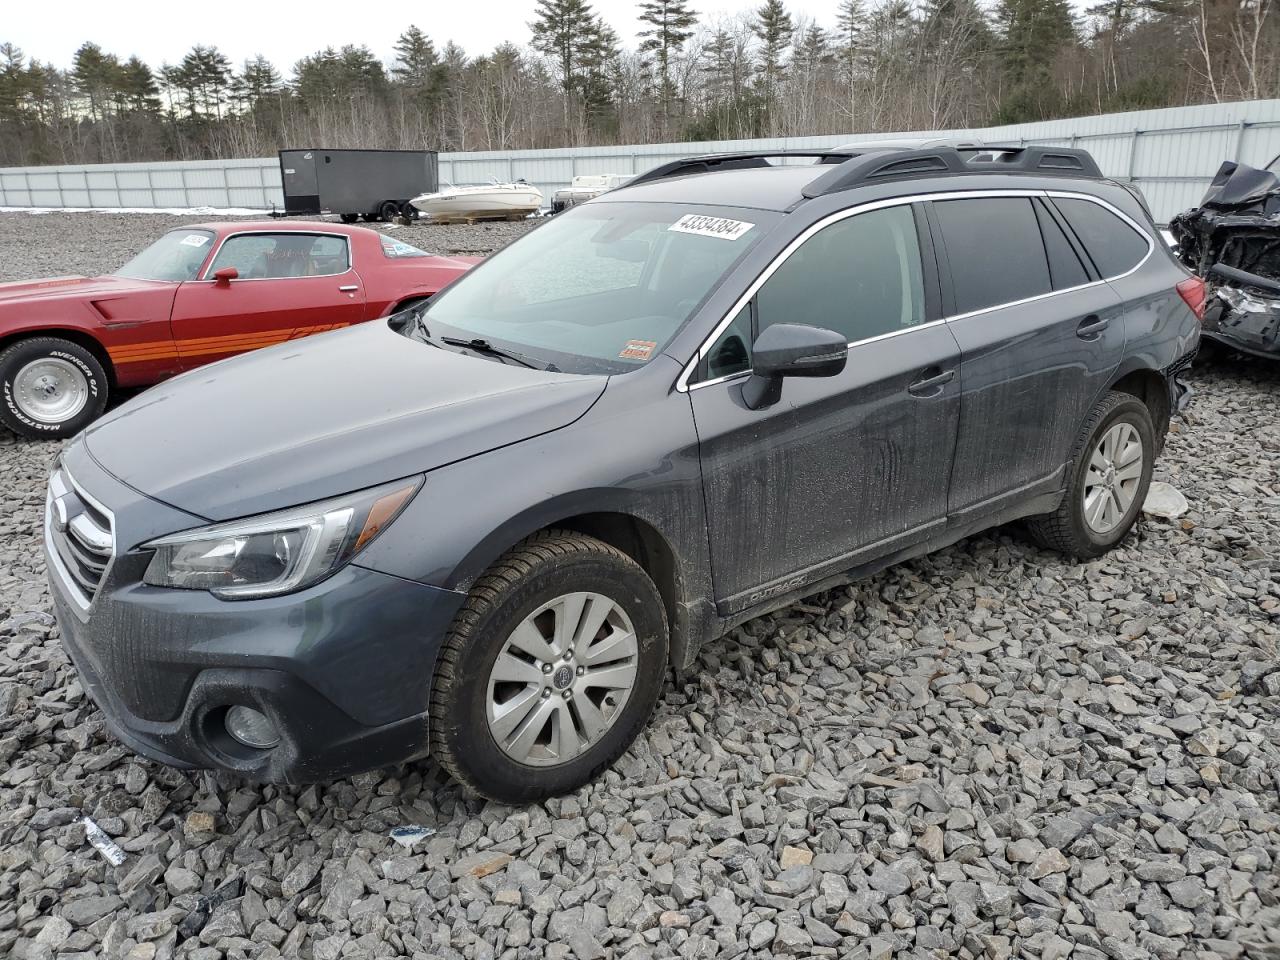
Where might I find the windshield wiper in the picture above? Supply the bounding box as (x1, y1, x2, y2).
(440, 336, 555, 371)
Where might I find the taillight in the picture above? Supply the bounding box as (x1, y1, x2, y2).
(1176, 276, 1206, 321)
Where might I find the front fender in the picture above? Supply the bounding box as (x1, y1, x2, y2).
(354, 361, 718, 667)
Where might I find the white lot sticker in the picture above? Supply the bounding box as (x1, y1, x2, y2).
(668, 214, 754, 241)
(179, 234, 210, 247)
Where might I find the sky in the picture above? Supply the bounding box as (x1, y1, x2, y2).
(6, 0, 786, 72)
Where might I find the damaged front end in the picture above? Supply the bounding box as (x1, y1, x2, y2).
(1170, 158, 1280, 358)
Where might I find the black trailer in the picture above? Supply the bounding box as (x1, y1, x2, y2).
(278, 149, 439, 222)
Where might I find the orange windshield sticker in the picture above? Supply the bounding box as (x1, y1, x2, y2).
(619, 339, 657, 361)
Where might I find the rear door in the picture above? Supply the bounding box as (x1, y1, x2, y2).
(689, 201, 962, 616)
(169, 231, 366, 369)
(932, 192, 1126, 522)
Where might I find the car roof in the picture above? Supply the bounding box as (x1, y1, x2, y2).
(593, 165, 830, 212)
(604, 145, 1108, 213)
(176, 220, 366, 236)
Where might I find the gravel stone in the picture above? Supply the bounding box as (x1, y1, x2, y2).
(0, 214, 1277, 960)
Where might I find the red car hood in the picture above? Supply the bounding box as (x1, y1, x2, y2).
(0, 274, 170, 305)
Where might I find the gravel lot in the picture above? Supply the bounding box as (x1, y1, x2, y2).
(1, 211, 1278, 960)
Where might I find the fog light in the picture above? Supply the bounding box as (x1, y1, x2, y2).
(224, 706, 280, 749)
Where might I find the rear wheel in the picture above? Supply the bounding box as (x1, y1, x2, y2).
(378, 200, 400, 223)
(429, 530, 668, 802)
(1025, 392, 1154, 557)
(0, 336, 109, 440)
(398, 201, 419, 221)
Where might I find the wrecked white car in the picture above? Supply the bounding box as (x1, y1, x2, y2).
(1170, 155, 1280, 358)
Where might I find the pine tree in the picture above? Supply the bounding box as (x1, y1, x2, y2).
(834, 0, 866, 84)
(530, 0, 598, 94)
(393, 26, 438, 85)
(232, 55, 282, 109)
(578, 16, 620, 125)
(72, 42, 122, 121)
(118, 56, 160, 114)
(753, 0, 794, 101)
(996, 0, 1077, 118)
(637, 0, 697, 112)
(998, 0, 1076, 85)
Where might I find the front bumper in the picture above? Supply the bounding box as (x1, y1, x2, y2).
(46, 446, 467, 783)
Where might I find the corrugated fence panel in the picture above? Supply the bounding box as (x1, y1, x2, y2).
(3, 100, 1279, 222)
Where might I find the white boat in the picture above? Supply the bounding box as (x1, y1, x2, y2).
(410, 181, 544, 222)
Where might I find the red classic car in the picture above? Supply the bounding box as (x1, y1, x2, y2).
(0, 221, 479, 438)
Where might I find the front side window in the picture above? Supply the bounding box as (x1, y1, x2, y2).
(114, 229, 215, 281)
(206, 233, 350, 279)
(934, 197, 1052, 314)
(757, 204, 925, 342)
(417, 202, 776, 375)
(1052, 197, 1150, 279)
(698, 204, 926, 383)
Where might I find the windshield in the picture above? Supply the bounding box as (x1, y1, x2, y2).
(115, 229, 215, 281)
(415, 202, 776, 374)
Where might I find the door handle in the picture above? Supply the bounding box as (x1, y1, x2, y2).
(1076, 314, 1109, 339)
(907, 366, 955, 397)
(338, 284, 359, 292)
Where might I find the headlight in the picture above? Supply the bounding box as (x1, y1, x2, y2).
(141, 477, 421, 599)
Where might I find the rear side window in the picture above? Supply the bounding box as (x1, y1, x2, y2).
(207, 233, 350, 279)
(933, 197, 1051, 314)
(756, 205, 925, 343)
(1052, 198, 1150, 278)
(1034, 200, 1091, 290)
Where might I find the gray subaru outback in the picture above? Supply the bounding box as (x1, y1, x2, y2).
(45, 145, 1202, 802)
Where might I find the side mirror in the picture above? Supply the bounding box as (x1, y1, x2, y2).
(742, 323, 848, 410)
(213, 266, 239, 285)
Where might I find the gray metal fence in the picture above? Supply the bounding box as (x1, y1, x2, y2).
(3, 100, 1278, 224)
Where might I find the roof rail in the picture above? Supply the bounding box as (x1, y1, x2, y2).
(624, 150, 867, 189)
(801, 145, 1103, 197)
(620, 143, 1104, 197)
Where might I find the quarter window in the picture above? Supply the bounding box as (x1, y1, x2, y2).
(1034, 199, 1091, 291)
(933, 197, 1051, 314)
(705, 303, 752, 380)
(756, 205, 925, 343)
(206, 233, 350, 279)
(1052, 197, 1150, 279)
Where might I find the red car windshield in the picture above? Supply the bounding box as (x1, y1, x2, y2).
(115, 229, 215, 281)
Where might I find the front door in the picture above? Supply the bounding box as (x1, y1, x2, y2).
(170, 231, 366, 369)
(688, 202, 962, 617)
(929, 194, 1127, 521)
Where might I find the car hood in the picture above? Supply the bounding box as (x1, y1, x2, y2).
(84, 322, 607, 522)
(0, 274, 167, 305)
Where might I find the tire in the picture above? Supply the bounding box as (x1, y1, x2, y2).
(339, 213, 359, 224)
(430, 529, 669, 802)
(398, 201, 419, 221)
(0, 336, 109, 440)
(1025, 391, 1155, 558)
(378, 201, 400, 223)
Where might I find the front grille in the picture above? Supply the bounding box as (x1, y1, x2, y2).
(46, 467, 115, 606)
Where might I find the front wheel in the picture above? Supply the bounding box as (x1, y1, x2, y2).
(1025, 391, 1155, 557)
(0, 337, 109, 440)
(429, 530, 669, 802)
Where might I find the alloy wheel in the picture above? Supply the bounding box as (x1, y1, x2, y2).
(485, 591, 638, 767)
(1082, 421, 1144, 534)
